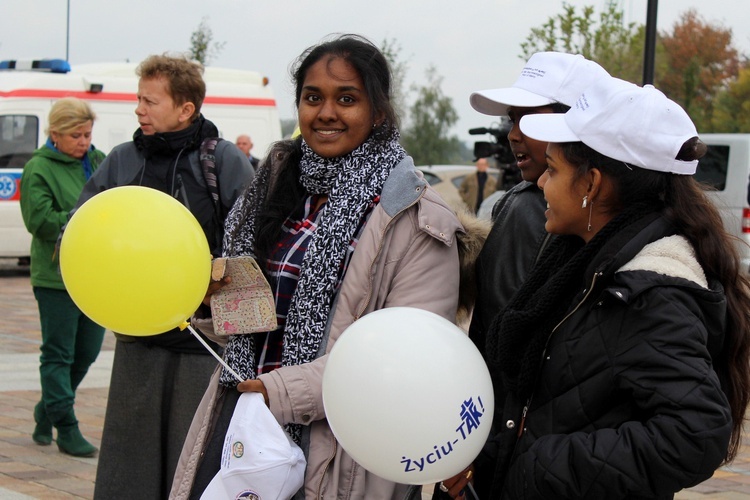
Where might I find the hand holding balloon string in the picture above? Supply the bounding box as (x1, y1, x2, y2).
(184, 264, 247, 383)
(439, 465, 477, 499)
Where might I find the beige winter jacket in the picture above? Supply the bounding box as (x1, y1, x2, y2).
(170, 156, 469, 499)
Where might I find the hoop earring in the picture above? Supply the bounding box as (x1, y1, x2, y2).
(581, 195, 588, 208)
(587, 200, 593, 232)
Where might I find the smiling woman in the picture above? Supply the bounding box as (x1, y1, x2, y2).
(171, 34, 468, 500)
(297, 57, 374, 158)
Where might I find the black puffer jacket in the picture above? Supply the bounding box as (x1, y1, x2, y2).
(470, 181, 550, 354)
(494, 216, 732, 499)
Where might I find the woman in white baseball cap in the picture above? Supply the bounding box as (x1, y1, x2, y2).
(471, 77, 750, 499)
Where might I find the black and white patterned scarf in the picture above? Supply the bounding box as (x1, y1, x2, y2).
(219, 131, 406, 386)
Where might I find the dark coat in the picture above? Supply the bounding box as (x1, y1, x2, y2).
(469, 181, 550, 353)
(493, 217, 732, 499)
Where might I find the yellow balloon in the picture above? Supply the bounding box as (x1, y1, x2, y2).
(60, 186, 211, 336)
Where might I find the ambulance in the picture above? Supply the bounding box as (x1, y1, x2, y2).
(0, 58, 282, 260)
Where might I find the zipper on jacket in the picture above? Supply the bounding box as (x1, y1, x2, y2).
(517, 404, 529, 438)
(316, 431, 339, 498)
(549, 271, 602, 336)
(515, 271, 603, 438)
(175, 173, 191, 210)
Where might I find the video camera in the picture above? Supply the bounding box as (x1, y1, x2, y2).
(469, 119, 521, 191)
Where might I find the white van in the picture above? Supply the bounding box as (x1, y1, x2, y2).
(696, 134, 750, 270)
(0, 59, 283, 260)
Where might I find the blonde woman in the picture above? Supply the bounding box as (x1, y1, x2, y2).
(20, 97, 106, 457)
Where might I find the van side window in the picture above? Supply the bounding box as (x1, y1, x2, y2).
(695, 144, 730, 191)
(0, 115, 38, 168)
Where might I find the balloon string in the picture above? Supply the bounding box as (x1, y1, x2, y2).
(182, 322, 244, 382)
(464, 483, 479, 500)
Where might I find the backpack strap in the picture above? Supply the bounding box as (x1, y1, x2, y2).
(199, 137, 225, 254)
(200, 137, 222, 212)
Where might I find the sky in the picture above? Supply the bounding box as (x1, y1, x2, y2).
(2, 0, 749, 150)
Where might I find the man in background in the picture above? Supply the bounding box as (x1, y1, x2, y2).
(459, 157, 497, 213)
(235, 133, 260, 167)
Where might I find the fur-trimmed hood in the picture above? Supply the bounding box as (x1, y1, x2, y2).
(455, 209, 492, 326)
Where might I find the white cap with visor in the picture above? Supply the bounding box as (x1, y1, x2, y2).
(519, 77, 699, 175)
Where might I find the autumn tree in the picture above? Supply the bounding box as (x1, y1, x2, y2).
(659, 9, 740, 132)
(521, 4, 745, 132)
(189, 17, 226, 65)
(711, 64, 750, 132)
(401, 66, 461, 165)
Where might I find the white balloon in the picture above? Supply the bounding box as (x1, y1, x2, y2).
(322, 307, 494, 485)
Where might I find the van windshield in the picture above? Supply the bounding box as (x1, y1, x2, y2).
(695, 144, 730, 191)
(0, 115, 38, 168)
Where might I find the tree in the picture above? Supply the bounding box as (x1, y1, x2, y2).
(380, 38, 409, 126)
(401, 66, 461, 165)
(520, 1, 646, 84)
(711, 64, 750, 132)
(189, 17, 226, 65)
(659, 9, 740, 132)
(520, 3, 744, 132)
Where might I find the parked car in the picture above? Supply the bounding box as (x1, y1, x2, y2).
(416, 164, 503, 214)
(477, 189, 506, 220)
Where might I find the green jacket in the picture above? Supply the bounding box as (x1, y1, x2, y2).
(20, 144, 105, 289)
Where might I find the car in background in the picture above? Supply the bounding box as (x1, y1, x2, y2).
(416, 164, 503, 215)
(477, 189, 506, 220)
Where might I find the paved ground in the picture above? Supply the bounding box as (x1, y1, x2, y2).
(1, 258, 750, 499)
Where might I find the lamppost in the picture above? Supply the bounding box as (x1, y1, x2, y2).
(642, 0, 658, 85)
(66, 0, 70, 61)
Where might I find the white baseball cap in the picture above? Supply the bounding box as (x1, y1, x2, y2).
(519, 77, 699, 175)
(470, 52, 609, 116)
(201, 392, 306, 500)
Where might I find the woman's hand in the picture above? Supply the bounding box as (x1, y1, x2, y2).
(202, 258, 233, 306)
(438, 464, 475, 499)
(202, 276, 232, 306)
(238, 379, 269, 407)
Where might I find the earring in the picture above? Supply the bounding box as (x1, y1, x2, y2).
(581, 195, 588, 208)
(587, 200, 593, 232)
